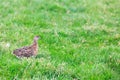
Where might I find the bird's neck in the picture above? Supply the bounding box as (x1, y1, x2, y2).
(31, 40, 38, 55)
(33, 40, 38, 45)
(31, 40, 38, 50)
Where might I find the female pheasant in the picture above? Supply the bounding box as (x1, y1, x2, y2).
(13, 36, 39, 58)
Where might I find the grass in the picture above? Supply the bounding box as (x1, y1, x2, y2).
(0, 0, 120, 80)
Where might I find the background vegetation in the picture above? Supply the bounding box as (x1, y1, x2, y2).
(0, 0, 120, 80)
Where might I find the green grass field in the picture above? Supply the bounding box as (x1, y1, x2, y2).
(0, 0, 120, 80)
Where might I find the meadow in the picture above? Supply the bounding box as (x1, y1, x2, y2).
(0, 0, 120, 80)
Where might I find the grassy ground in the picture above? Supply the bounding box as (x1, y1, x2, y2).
(0, 0, 120, 80)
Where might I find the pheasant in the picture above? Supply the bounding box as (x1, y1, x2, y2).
(13, 36, 39, 58)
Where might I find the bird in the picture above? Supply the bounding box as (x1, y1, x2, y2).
(13, 36, 39, 58)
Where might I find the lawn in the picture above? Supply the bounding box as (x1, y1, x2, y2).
(0, 0, 120, 80)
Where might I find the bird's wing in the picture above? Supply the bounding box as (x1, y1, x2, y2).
(20, 46, 34, 57)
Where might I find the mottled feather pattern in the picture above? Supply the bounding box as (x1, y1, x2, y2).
(13, 36, 39, 58)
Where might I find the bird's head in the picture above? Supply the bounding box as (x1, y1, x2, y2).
(34, 36, 40, 41)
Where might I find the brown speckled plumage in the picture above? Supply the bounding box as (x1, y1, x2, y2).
(13, 36, 39, 58)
